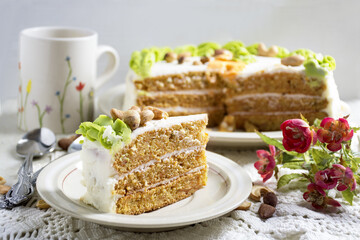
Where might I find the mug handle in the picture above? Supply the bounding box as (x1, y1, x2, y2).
(95, 45, 119, 89)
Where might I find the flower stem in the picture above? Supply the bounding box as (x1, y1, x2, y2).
(59, 60, 73, 133)
(35, 103, 42, 127)
(79, 90, 84, 122)
(23, 92, 29, 130)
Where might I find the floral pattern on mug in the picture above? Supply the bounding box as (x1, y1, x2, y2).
(76, 81, 85, 122)
(31, 100, 52, 127)
(56, 56, 76, 133)
(18, 73, 32, 130)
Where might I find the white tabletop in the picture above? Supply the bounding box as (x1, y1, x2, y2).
(1, 98, 360, 239)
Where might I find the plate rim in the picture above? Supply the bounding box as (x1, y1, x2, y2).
(37, 150, 252, 229)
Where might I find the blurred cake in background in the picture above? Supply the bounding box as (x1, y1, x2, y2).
(124, 41, 341, 131)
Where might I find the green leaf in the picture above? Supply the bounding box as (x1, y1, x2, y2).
(282, 162, 304, 170)
(342, 189, 354, 205)
(256, 131, 284, 151)
(277, 173, 303, 189)
(311, 148, 332, 168)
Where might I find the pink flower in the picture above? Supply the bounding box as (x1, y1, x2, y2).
(303, 183, 341, 209)
(314, 169, 338, 190)
(254, 145, 276, 182)
(332, 164, 356, 191)
(280, 119, 316, 153)
(317, 117, 353, 152)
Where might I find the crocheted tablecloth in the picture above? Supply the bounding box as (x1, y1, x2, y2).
(1, 100, 360, 240)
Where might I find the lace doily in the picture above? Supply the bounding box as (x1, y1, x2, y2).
(1, 147, 360, 240)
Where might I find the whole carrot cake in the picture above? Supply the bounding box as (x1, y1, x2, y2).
(123, 41, 341, 131)
(76, 106, 208, 214)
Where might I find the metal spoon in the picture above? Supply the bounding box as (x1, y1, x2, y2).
(0, 128, 56, 209)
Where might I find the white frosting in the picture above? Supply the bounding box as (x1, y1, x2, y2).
(145, 89, 222, 96)
(150, 57, 208, 77)
(81, 139, 120, 213)
(322, 72, 342, 117)
(239, 56, 305, 78)
(226, 93, 322, 103)
(131, 114, 207, 139)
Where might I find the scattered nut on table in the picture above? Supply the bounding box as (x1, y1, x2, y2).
(0, 176, 6, 185)
(236, 201, 252, 210)
(263, 192, 278, 207)
(36, 199, 51, 209)
(58, 134, 80, 151)
(0, 185, 11, 195)
(258, 203, 276, 219)
(249, 185, 274, 202)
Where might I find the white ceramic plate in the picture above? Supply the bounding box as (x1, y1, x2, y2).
(97, 84, 350, 147)
(37, 151, 252, 232)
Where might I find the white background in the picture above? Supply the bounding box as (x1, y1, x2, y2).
(1, 0, 359, 101)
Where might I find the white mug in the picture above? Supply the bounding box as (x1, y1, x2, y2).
(17, 26, 119, 133)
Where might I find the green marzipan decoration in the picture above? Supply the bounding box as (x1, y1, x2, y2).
(304, 59, 328, 80)
(76, 115, 131, 149)
(129, 41, 336, 78)
(197, 42, 221, 57)
(174, 45, 198, 56)
(246, 43, 259, 55)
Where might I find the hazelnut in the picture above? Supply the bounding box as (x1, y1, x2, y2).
(36, 199, 51, 209)
(178, 52, 191, 64)
(249, 185, 274, 202)
(123, 110, 141, 130)
(219, 115, 236, 132)
(258, 203, 276, 219)
(152, 107, 169, 120)
(281, 54, 305, 66)
(214, 49, 233, 61)
(244, 121, 258, 132)
(236, 201, 251, 210)
(0, 185, 11, 195)
(214, 49, 225, 56)
(110, 108, 124, 120)
(263, 192, 278, 207)
(0, 176, 5, 185)
(164, 52, 178, 63)
(58, 134, 81, 151)
(193, 61, 202, 66)
(200, 56, 210, 64)
(129, 105, 141, 113)
(140, 110, 154, 126)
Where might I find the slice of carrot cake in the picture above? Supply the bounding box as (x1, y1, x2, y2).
(76, 106, 208, 215)
(124, 41, 342, 131)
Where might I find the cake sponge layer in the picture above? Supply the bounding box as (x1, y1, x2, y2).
(115, 168, 207, 215)
(114, 147, 206, 196)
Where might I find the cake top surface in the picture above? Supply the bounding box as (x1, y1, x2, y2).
(129, 41, 336, 80)
(76, 106, 207, 149)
